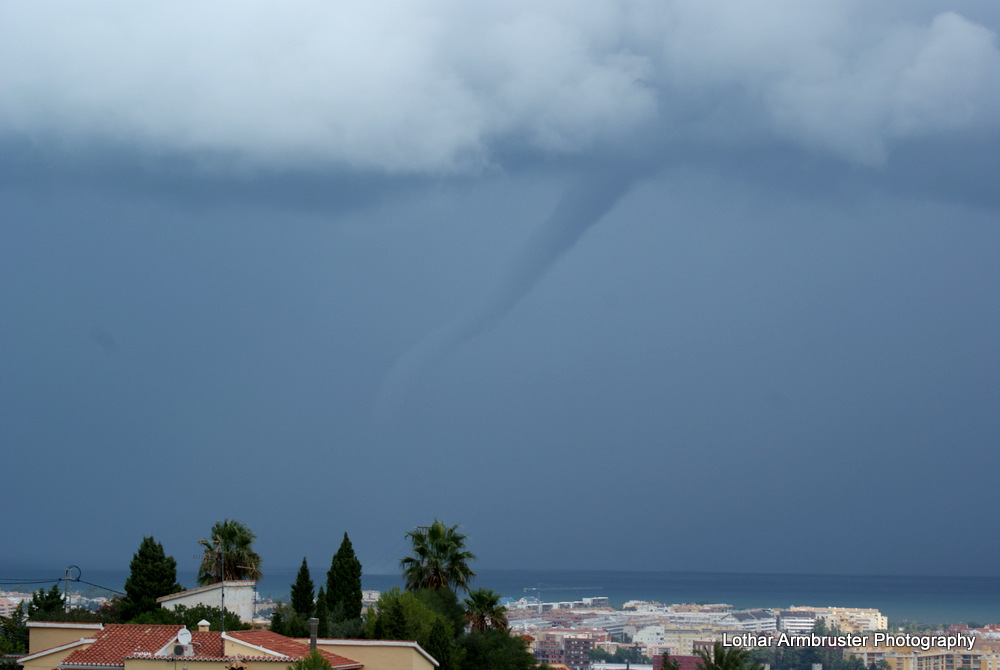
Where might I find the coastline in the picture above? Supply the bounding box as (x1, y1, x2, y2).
(3, 565, 998, 625)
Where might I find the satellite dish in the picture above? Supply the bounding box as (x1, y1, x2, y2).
(177, 629, 192, 645)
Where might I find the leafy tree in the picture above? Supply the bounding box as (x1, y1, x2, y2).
(327, 612, 365, 640)
(33, 608, 103, 623)
(128, 608, 182, 625)
(98, 596, 124, 624)
(27, 586, 65, 618)
(697, 641, 763, 670)
(131, 603, 249, 631)
(464, 588, 508, 632)
(326, 533, 363, 622)
(365, 588, 439, 646)
(659, 651, 681, 670)
(0, 631, 21, 667)
(269, 603, 289, 635)
(756, 638, 825, 670)
(270, 603, 309, 638)
(457, 630, 538, 670)
(288, 650, 333, 670)
(120, 536, 183, 621)
(197, 519, 262, 585)
(400, 520, 476, 593)
(291, 557, 315, 619)
(0, 603, 28, 659)
(589, 647, 613, 662)
(414, 588, 465, 638)
(178, 604, 250, 631)
(613, 646, 651, 664)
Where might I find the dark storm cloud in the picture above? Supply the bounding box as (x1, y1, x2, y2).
(2, 1, 999, 578)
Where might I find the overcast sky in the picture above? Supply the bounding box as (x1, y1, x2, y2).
(2, 1, 999, 581)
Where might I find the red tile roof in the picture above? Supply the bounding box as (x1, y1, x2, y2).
(224, 630, 361, 669)
(51, 624, 360, 670)
(190, 631, 224, 658)
(62, 625, 183, 667)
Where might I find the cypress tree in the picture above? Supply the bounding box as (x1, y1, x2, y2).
(120, 536, 183, 622)
(371, 612, 385, 641)
(314, 587, 329, 637)
(290, 557, 315, 619)
(425, 617, 453, 670)
(384, 599, 407, 641)
(326, 533, 362, 621)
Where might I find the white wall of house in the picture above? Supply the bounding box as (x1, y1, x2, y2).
(157, 581, 256, 623)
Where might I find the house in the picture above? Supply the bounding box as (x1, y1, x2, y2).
(316, 640, 438, 670)
(20, 621, 437, 670)
(157, 581, 258, 624)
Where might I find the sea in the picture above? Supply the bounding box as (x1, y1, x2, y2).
(3, 565, 998, 626)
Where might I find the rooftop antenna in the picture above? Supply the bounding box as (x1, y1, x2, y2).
(217, 537, 225, 633)
(195, 538, 226, 632)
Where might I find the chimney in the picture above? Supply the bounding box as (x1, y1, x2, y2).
(309, 618, 319, 651)
(197, 619, 211, 633)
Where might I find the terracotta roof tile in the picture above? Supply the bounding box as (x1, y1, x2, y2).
(62, 625, 183, 667)
(225, 630, 360, 669)
(189, 631, 224, 658)
(50, 624, 360, 670)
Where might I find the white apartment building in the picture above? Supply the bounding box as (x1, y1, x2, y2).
(720, 610, 777, 633)
(779, 610, 816, 634)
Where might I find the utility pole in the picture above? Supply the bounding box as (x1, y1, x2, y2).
(196, 540, 226, 633)
(217, 537, 226, 633)
(63, 567, 71, 612)
(62, 566, 80, 612)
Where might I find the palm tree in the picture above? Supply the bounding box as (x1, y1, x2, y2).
(464, 587, 508, 632)
(696, 641, 763, 670)
(400, 519, 476, 593)
(197, 519, 263, 585)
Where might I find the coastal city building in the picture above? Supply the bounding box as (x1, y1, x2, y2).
(719, 610, 777, 633)
(844, 641, 993, 670)
(530, 629, 610, 668)
(0, 596, 19, 617)
(8, 584, 956, 670)
(787, 606, 888, 633)
(778, 610, 817, 634)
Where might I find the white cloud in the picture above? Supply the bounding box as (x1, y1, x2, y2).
(1, 1, 998, 171)
(890, 12, 1000, 136)
(762, 11, 1000, 162)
